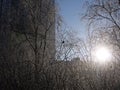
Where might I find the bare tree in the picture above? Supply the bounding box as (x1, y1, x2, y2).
(0, 0, 56, 89)
(83, 0, 120, 89)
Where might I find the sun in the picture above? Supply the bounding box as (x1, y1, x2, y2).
(93, 46, 111, 64)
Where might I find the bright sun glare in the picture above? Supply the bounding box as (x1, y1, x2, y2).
(93, 46, 111, 64)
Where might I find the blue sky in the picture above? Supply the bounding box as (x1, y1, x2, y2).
(57, 0, 88, 39)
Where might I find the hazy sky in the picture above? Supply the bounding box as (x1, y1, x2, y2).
(57, 0, 88, 39)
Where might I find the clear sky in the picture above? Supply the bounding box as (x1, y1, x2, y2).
(57, 0, 88, 39)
